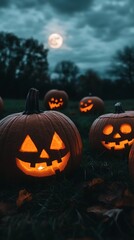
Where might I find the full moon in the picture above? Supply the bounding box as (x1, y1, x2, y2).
(48, 33, 63, 49)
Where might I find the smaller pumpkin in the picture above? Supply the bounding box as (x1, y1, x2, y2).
(44, 89, 68, 110)
(0, 96, 4, 113)
(89, 102, 134, 156)
(79, 95, 104, 114)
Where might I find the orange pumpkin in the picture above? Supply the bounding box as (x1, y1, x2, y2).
(79, 96, 104, 114)
(44, 89, 68, 110)
(0, 88, 82, 183)
(89, 102, 134, 156)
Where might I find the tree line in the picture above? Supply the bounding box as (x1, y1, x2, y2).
(0, 31, 134, 100)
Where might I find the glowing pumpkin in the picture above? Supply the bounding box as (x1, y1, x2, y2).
(89, 102, 134, 156)
(79, 96, 104, 114)
(44, 89, 68, 110)
(0, 88, 82, 183)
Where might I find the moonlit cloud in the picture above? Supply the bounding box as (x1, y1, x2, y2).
(0, 0, 134, 76)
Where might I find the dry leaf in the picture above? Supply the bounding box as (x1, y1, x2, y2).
(98, 181, 126, 205)
(115, 188, 134, 208)
(87, 205, 109, 215)
(123, 188, 134, 198)
(16, 189, 32, 208)
(86, 178, 104, 188)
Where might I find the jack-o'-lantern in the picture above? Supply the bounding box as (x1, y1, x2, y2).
(44, 89, 68, 110)
(89, 102, 134, 156)
(0, 88, 82, 183)
(16, 132, 71, 177)
(0, 96, 4, 113)
(79, 96, 104, 114)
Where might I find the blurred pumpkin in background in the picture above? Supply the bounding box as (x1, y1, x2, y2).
(44, 89, 68, 110)
(79, 95, 104, 114)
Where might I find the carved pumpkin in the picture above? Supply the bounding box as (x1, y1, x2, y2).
(0, 88, 82, 183)
(44, 89, 68, 110)
(89, 102, 134, 156)
(79, 96, 104, 114)
(0, 96, 4, 113)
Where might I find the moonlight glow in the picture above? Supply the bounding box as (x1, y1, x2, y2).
(48, 33, 63, 49)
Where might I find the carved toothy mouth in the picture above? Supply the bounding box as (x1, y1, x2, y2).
(101, 139, 134, 150)
(16, 152, 70, 177)
(80, 104, 93, 112)
(49, 102, 63, 109)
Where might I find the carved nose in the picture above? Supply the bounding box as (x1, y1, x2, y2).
(113, 133, 121, 138)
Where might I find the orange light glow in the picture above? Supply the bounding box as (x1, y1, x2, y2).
(16, 152, 70, 177)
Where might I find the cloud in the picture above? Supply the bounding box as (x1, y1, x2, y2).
(0, 0, 134, 76)
(0, 0, 11, 7)
(48, 0, 94, 14)
(75, 0, 134, 43)
(0, 0, 94, 14)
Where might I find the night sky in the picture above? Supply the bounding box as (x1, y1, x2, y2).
(0, 0, 134, 76)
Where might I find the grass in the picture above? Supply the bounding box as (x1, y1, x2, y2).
(0, 98, 134, 240)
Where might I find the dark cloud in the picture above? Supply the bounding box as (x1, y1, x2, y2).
(0, 0, 11, 7)
(75, 0, 134, 43)
(0, 0, 133, 75)
(0, 0, 94, 14)
(0, 0, 40, 9)
(48, 0, 94, 14)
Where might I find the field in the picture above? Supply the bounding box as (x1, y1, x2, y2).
(0, 98, 134, 240)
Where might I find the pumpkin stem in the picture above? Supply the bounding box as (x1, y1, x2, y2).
(23, 88, 42, 114)
(114, 102, 124, 113)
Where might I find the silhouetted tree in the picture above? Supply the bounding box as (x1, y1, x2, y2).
(15, 38, 50, 97)
(0, 32, 20, 96)
(78, 69, 103, 98)
(0, 32, 49, 98)
(101, 78, 118, 100)
(108, 45, 134, 98)
(54, 60, 79, 83)
(53, 60, 79, 98)
(108, 46, 134, 83)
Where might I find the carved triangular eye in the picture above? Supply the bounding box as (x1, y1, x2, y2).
(20, 135, 38, 152)
(50, 132, 65, 150)
(40, 149, 49, 158)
